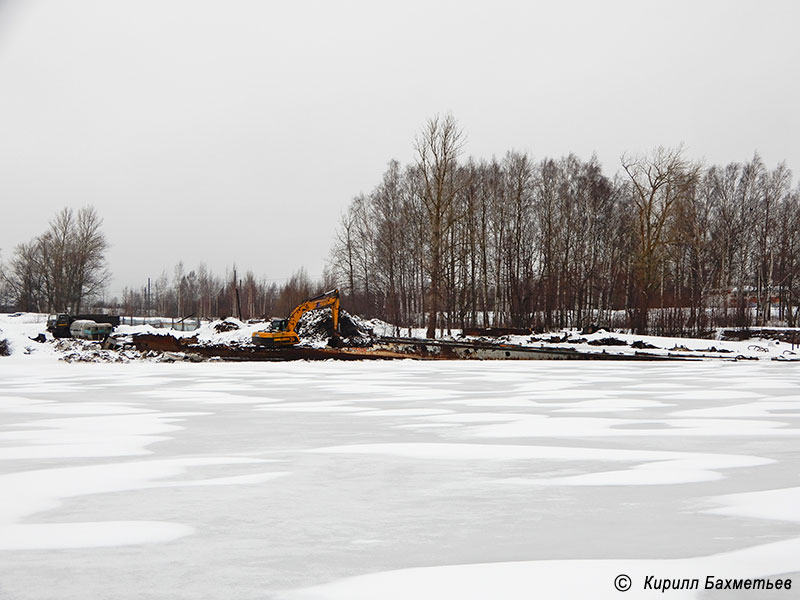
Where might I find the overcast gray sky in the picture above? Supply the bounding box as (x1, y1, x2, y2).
(1, 0, 798, 299)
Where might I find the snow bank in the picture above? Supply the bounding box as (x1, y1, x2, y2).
(0, 313, 57, 361)
(496, 327, 799, 360)
(3, 313, 799, 362)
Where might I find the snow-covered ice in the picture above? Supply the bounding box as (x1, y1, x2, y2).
(281, 537, 800, 600)
(1, 357, 799, 599)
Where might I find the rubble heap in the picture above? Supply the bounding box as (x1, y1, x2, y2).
(296, 309, 376, 347)
(214, 319, 241, 333)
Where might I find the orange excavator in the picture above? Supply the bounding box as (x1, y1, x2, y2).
(252, 289, 340, 347)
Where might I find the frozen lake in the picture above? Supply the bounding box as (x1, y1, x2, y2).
(1, 360, 799, 599)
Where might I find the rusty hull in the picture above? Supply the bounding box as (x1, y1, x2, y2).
(129, 333, 697, 362)
(372, 337, 694, 361)
(130, 333, 411, 361)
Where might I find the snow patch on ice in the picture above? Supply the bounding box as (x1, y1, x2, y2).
(155, 471, 289, 488)
(671, 399, 800, 419)
(706, 486, 800, 523)
(136, 390, 268, 404)
(308, 442, 697, 462)
(354, 408, 454, 417)
(0, 457, 281, 550)
(3, 401, 154, 415)
(309, 442, 771, 485)
(0, 411, 205, 459)
(0, 521, 194, 550)
(460, 416, 800, 438)
(503, 454, 771, 486)
(259, 401, 378, 413)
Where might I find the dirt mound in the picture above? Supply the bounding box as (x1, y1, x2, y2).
(631, 340, 658, 349)
(587, 336, 628, 346)
(214, 319, 241, 333)
(296, 309, 375, 347)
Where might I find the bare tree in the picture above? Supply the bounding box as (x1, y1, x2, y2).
(673, 170, 719, 334)
(753, 162, 792, 324)
(372, 160, 405, 327)
(621, 147, 700, 333)
(3, 241, 45, 311)
(502, 151, 536, 326)
(415, 113, 464, 338)
(4, 206, 109, 313)
(70, 206, 110, 312)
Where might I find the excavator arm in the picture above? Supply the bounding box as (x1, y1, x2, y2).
(284, 289, 340, 334)
(252, 289, 340, 347)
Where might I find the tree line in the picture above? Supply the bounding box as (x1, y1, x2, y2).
(114, 265, 334, 322)
(330, 115, 800, 336)
(0, 204, 335, 321)
(3, 115, 799, 338)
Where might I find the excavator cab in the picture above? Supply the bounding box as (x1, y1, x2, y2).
(270, 317, 289, 332)
(252, 289, 340, 347)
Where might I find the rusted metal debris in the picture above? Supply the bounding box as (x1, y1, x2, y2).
(129, 332, 697, 362)
(721, 328, 800, 344)
(372, 337, 695, 361)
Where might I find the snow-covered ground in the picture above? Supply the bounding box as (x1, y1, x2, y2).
(3, 312, 799, 362)
(1, 350, 799, 598)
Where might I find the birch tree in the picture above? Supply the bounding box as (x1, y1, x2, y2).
(415, 113, 464, 338)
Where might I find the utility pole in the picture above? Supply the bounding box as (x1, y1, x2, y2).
(233, 266, 242, 321)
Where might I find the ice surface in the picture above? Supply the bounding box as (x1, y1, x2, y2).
(1, 359, 799, 599)
(311, 441, 695, 462)
(310, 443, 772, 486)
(281, 537, 800, 600)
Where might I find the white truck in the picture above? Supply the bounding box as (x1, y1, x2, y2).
(69, 319, 114, 340)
